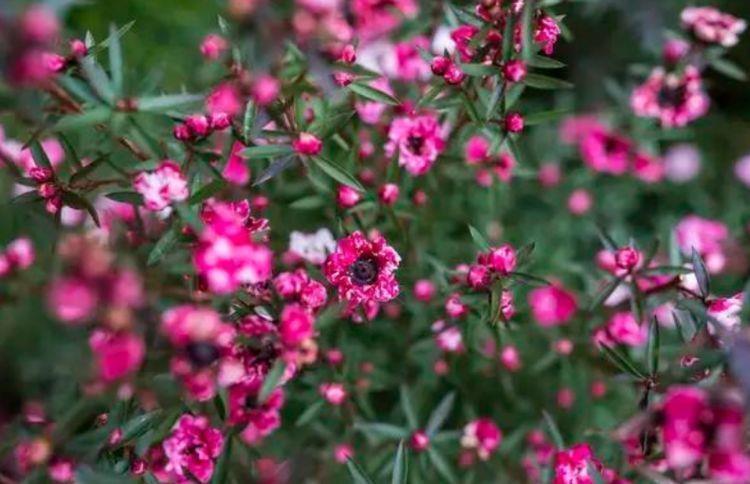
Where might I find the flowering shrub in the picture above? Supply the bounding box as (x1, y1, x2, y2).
(0, 1, 750, 483)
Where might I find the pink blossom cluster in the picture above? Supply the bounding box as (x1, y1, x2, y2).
(173, 112, 232, 142)
(148, 414, 224, 483)
(553, 443, 629, 484)
(464, 135, 516, 187)
(561, 116, 665, 182)
(681, 7, 746, 47)
(675, 215, 730, 274)
(133, 160, 189, 212)
(0, 237, 35, 278)
(193, 198, 273, 294)
(460, 418, 502, 463)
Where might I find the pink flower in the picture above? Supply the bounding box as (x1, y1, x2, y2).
(434, 324, 464, 353)
(485, 244, 517, 275)
(410, 430, 430, 452)
(707, 293, 743, 336)
(47, 276, 99, 323)
(390, 36, 431, 81)
(413, 279, 435, 302)
(386, 114, 446, 176)
(663, 38, 690, 65)
(443, 64, 467, 85)
(340, 44, 356, 63)
(334, 444, 354, 464)
(675, 215, 729, 273)
(323, 231, 401, 307)
(534, 14, 561, 55)
(632, 152, 665, 183)
(352, 0, 418, 40)
(20, 5, 59, 43)
(500, 345, 521, 372)
(444, 293, 468, 318)
(567, 189, 592, 215)
(504, 112, 524, 133)
(0, 237, 35, 277)
(451, 25, 480, 62)
(133, 160, 189, 211)
(378, 183, 400, 205)
(193, 200, 273, 294)
(604, 312, 647, 347)
(206, 82, 243, 118)
(461, 418, 501, 461)
(279, 303, 315, 347)
(579, 127, 631, 175)
(293, 132, 323, 156)
(88, 329, 145, 382)
(222, 141, 250, 185)
(734, 154, 750, 187)
(162, 414, 224, 483)
(465, 136, 490, 165)
(200, 34, 228, 60)
(431, 56, 452, 76)
(528, 284, 578, 327)
(661, 386, 709, 470)
(631, 66, 709, 128)
(274, 269, 328, 310)
(336, 185, 362, 208)
(319, 382, 347, 405)
(251, 74, 280, 106)
(48, 458, 75, 483)
(681, 7, 746, 47)
(553, 443, 609, 484)
(503, 60, 527, 83)
(614, 246, 642, 272)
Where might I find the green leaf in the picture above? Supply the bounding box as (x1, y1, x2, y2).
(29, 139, 53, 170)
(399, 385, 419, 429)
(258, 360, 285, 404)
(691, 248, 710, 299)
(108, 23, 124, 95)
(295, 400, 324, 427)
(461, 63, 498, 77)
(55, 106, 112, 131)
(425, 392, 455, 437)
(289, 195, 325, 210)
(75, 466, 134, 484)
(346, 458, 376, 484)
(600, 343, 647, 380)
(242, 100, 257, 142)
(523, 109, 571, 126)
(524, 73, 573, 90)
(355, 422, 408, 440)
(527, 54, 566, 69)
(542, 411, 564, 449)
(468, 224, 491, 251)
(647, 316, 661, 376)
(348, 82, 400, 106)
(510, 271, 550, 286)
(137, 94, 203, 112)
(210, 436, 232, 484)
(391, 440, 409, 484)
(175, 203, 203, 232)
(61, 191, 101, 227)
(94, 20, 135, 53)
(81, 56, 115, 104)
(313, 156, 365, 191)
(253, 156, 296, 186)
(119, 411, 162, 443)
(241, 144, 295, 159)
(188, 179, 225, 205)
(426, 447, 457, 484)
(105, 191, 143, 205)
(589, 277, 622, 311)
(710, 58, 748, 81)
(147, 226, 180, 266)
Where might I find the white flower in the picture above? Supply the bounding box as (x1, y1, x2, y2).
(289, 228, 336, 265)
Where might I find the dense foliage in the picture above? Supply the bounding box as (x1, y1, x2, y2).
(1, 0, 750, 483)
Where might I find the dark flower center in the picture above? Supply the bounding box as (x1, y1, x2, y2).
(657, 85, 686, 108)
(186, 341, 220, 367)
(349, 256, 379, 286)
(407, 135, 425, 155)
